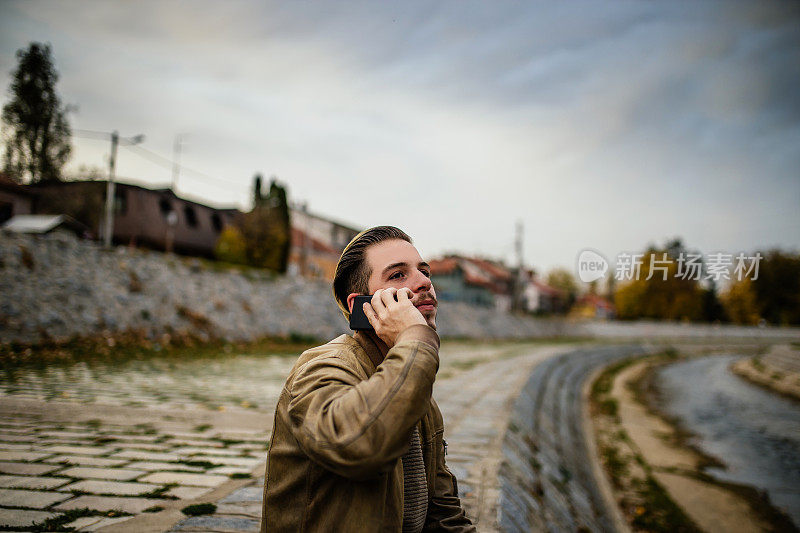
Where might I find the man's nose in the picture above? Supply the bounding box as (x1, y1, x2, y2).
(410, 270, 432, 293)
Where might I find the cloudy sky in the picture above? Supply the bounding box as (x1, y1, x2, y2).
(1, 1, 798, 275)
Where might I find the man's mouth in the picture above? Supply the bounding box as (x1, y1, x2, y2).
(414, 299, 437, 312)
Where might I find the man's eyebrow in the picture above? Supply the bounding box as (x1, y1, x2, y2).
(381, 262, 408, 276)
(381, 261, 431, 276)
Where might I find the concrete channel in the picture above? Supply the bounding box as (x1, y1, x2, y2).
(498, 345, 648, 533)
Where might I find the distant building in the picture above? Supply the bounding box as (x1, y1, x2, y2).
(430, 255, 514, 310)
(29, 180, 239, 257)
(521, 276, 567, 314)
(288, 204, 361, 280)
(10, 178, 361, 272)
(0, 174, 35, 224)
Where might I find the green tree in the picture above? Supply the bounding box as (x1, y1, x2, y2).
(613, 241, 706, 321)
(721, 279, 760, 325)
(234, 175, 291, 272)
(546, 267, 579, 310)
(752, 250, 800, 325)
(2, 42, 72, 183)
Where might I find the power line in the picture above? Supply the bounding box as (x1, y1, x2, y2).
(121, 143, 237, 190)
(69, 129, 241, 192)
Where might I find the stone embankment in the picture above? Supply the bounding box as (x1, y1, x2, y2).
(3, 232, 800, 347)
(732, 343, 800, 401)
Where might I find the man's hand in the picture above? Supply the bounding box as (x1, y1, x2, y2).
(363, 288, 427, 348)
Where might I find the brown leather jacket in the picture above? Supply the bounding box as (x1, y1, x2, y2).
(261, 325, 475, 532)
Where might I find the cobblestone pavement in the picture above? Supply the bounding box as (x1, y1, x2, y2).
(0, 341, 589, 532)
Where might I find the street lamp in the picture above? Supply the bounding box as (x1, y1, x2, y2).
(103, 131, 145, 249)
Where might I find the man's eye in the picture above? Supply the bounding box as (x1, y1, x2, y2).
(389, 272, 404, 280)
(420, 270, 431, 278)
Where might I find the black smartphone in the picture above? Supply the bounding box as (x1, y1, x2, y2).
(349, 295, 374, 331)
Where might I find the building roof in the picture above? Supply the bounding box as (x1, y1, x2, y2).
(2, 214, 89, 235)
(530, 279, 566, 297)
(29, 179, 241, 212)
(576, 293, 615, 310)
(430, 255, 511, 294)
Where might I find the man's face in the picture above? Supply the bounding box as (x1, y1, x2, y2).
(364, 239, 438, 328)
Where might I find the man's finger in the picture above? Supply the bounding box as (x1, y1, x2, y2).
(371, 290, 386, 314)
(363, 302, 379, 329)
(397, 288, 412, 302)
(380, 287, 398, 306)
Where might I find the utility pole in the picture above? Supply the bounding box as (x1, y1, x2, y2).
(512, 219, 525, 311)
(102, 131, 145, 249)
(103, 131, 119, 249)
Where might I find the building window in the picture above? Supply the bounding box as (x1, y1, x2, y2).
(184, 205, 198, 227)
(159, 198, 172, 216)
(211, 213, 222, 232)
(0, 202, 12, 224)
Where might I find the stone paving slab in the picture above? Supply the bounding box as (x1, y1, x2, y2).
(188, 456, 260, 467)
(59, 466, 146, 481)
(140, 472, 229, 488)
(215, 502, 261, 518)
(0, 435, 36, 443)
(208, 466, 254, 475)
(173, 447, 246, 456)
(43, 455, 129, 467)
(0, 443, 34, 451)
(66, 515, 136, 531)
(125, 461, 205, 472)
(165, 439, 225, 447)
(102, 434, 162, 442)
(0, 451, 51, 461)
(220, 486, 262, 504)
(58, 480, 162, 496)
(0, 462, 60, 475)
(167, 486, 213, 500)
(0, 508, 57, 528)
(111, 450, 181, 462)
(40, 445, 115, 456)
(0, 475, 71, 490)
(54, 495, 167, 514)
(0, 488, 71, 508)
(173, 515, 260, 531)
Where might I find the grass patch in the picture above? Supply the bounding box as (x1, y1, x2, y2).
(630, 476, 700, 532)
(181, 503, 217, 516)
(177, 459, 220, 469)
(9, 508, 132, 532)
(140, 483, 178, 499)
(229, 472, 251, 479)
(143, 505, 164, 513)
(0, 331, 320, 370)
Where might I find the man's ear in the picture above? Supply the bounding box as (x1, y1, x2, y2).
(346, 293, 360, 313)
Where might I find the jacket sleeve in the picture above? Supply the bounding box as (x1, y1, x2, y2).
(424, 431, 477, 531)
(285, 325, 440, 480)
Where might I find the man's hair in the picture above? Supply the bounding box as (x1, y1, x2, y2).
(333, 226, 411, 318)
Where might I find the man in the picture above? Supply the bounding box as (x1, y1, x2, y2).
(261, 226, 475, 532)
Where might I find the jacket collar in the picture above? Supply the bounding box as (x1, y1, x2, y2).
(353, 331, 388, 372)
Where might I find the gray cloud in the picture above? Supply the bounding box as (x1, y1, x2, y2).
(1, 0, 798, 273)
